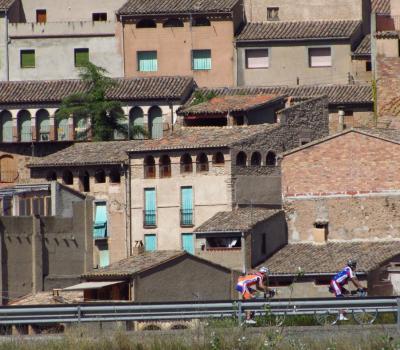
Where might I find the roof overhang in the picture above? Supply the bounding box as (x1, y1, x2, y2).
(63, 281, 125, 291)
(195, 231, 243, 238)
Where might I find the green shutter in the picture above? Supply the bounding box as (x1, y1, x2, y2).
(21, 50, 35, 68)
(192, 50, 211, 70)
(138, 51, 157, 72)
(75, 49, 89, 67)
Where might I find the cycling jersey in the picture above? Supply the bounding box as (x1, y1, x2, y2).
(236, 273, 263, 300)
(330, 266, 354, 296)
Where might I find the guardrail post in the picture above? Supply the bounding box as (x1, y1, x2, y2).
(77, 305, 81, 325)
(397, 298, 400, 332)
(237, 301, 242, 326)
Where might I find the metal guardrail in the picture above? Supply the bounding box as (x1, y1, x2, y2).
(0, 297, 399, 326)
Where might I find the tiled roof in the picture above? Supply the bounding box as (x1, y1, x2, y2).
(262, 241, 400, 275)
(195, 208, 281, 233)
(375, 31, 399, 39)
(128, 124, 279, 153)
(190, 84, 372, 106)
(84, 251, 187, 277)
(0, 76, 194, 105)
(372, 0, 391, 14)
(353, 35, 371, 57)
(9, 291, 83, 305)
(178, 94, 284, 115)
(29, 140, 141, 168)
(0, 0, 15, 10)
(236, 20, 361, 41)
(118, 0, 239, 15)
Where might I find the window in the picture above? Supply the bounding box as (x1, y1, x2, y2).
(182, 233, 194, 254)
(79, 171, 90, 192)
(191, 17, 210, 26)
(180, 153, 193, 174)
(180, 187, 193, 226)
(144, 188, 156, 227)
(246, 49, 269, 69)
(109, 169, 121, 183)
(206, 237, 241, 249)
(92, 12, 107, 21)
(144, 234, 157, 251)
(136, 19, 156, 28)
(46, 171, 57, 181)
(309, 47, 331, 67)
(163, 18, 183, 27)
(266, 151, 276, 166)
(236, 151, 247, 167)
(251, 152, 261, 166)
(159, 155, 171, 178)
(20, 50, 35, 68)
(2, 197, 12, 216)
(0, 110, 13, 142)
(36, 9, 47, 23)
(74, 48, 89, 67)
(98, 243, 110, 267)
(196, 153, 209, 172)
(57, 117, 69, 141)
(144, 156, 156, 179)
(192, 50, 211, 70)
(94, 169, 106, 183)
(366, 61, 372, 71)
(0, 155, 17, 183)
(93, 202, 107, 239)
(36, 109, 50, 141)
(137, 51, 158, 72)
(267, 7, 279, 21)
(19, 195, 51, 216)
(62, 170, 73, 185)
(212, 152, 225, 165)
(18, 110, 32, 142)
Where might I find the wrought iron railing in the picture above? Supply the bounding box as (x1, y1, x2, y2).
(180, 209, 193, 226)
(143, 210, 157, 227)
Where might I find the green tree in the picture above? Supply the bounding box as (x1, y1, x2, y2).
(56, 62, 146, 141)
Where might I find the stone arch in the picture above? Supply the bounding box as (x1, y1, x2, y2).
(0, 110, 13, 142)
(17, 110, 32, 142)
(196, 153, 209, 172)
(251, 151, 262, 166)
(180, 153, 193, 174)
(236, 151, 247, 167)
(212, 152, 225, 165)
(148, 106, 163, 139)
(266, 151, 277, 166)
(159, 155, 171, 178)
(144, 155, 156, 178)
(79, 170, 90, 192)
(36, 109, 50, 141)
(129, 106, 144, 139)
(62, 170, 73, 185)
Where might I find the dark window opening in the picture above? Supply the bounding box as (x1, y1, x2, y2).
(344, 110, 354, 117)
(79, 171, 90, 192)
(109, 169, 121, 183)
(366, 61, 372, 72)
(251, 152, 261, 166)
(46, 171, 57, 181)
(196, 153, 209, 172)
(180, 153, 193, 174)
(266, 151, 276, 166)
(136, 19, 157, 28)
(212, 152, 225, 165)
(159, 155, 171, 178)
(163, 18, 184, 27)
(315, 278, 331, 285)
(236, 151, 247, 167)
(62, 170, 73, 185)
(206, 237, 241, 249)
(3, 197, 12, 216)
(94, 169, 106, 183)
(191, 17, 210, 26)
(144, 156, 156, 179)
(74, 48, 89, 67)
(184, 116, 226, 127)
(36, 9, 47, 23)
(92, 12, 107, 21)
(267, 7, 279, 21)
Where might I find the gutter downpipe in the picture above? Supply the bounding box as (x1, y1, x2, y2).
(124, 160, 132, 258)
(121, 15, 126, 77)
(5, 9, 9, 81)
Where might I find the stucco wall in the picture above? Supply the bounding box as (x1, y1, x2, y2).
(237, 42, 354, 86)
(134, 255, 238, 301)
(122, 19, 235, 87)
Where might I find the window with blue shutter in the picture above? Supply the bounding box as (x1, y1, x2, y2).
(99, 244, 110, 267)
(182, 233, 194, 254)
(180, 186, 193, 226)
(144, 188, 156, 226)
(93, 202, 107, 239)
(144, 234, 157, 251)
(137, 51, 158, 72)
(192, 50, 211, 70)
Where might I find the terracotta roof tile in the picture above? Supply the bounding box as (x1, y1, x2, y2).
(195, 208, 281, 233)
(0, 0, 15, 10)
(353, 35, 371, 57)
(0, 76, 194, 105)
(375, 31, 399, 39)
(192, 84, 372, 106)
(9, 291, 83, 305)
(236, 20, 361, 41)
(118, 0, 239, 15)
(262, 241, 400, 275)
(128, 124, 279, 153)
(372, 0, 391, 14)
(179, 94, 284, 115)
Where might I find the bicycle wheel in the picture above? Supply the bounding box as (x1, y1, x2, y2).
(353, 309, 378, 325)
(315, 311, 339, 326)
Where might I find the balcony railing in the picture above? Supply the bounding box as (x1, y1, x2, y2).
(143, 210, 157, 227)
(180, 209, 193, 227)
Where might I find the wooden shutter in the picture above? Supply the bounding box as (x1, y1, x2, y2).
(0, 156, 17, 183)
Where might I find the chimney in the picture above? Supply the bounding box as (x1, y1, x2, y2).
(337, 109, 345, 132)
(313, 222, 328, 244)
(132, 240, 144, 255)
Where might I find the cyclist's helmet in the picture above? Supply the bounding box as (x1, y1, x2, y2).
(259, 266, 269, 275)
(347, 259, 357, 269)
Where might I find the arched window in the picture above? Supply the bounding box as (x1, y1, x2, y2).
(236, 151, 247, 167)
(196, 153, 209, 172)
(180, 153, 193, 174)
(192, 17, 210, 26)
(212, 152, 225, 165)
(79, 170, 90, 192)
(129, 107, 144, 140)
(18, 110, 32, 142)
(62, 170, 73, 185)
(46, 171, 57, 181)
(159, 155, 171, 178)
(109, 169, 121, 183)
(94, 169, 106, 183)
(251, 152, 261, 166)
(111, 107, 125, 140)
(148, 106, 163, 139)
(144, 155, 156, 179)
(0, 155, 17, 183)
(75, 116, 88, 140)
(36, 109, 50, 141)
(136, 19, 156, 28)
(163, 18, 184, 27)
(266, 151, 277, 166)
(0, 110, 13, 142)
(56, 110, 69, 141)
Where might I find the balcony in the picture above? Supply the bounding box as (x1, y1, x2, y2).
(143, 210, 156, 227)
(180, 209, 193, 227)
(93, 221, 107, 240)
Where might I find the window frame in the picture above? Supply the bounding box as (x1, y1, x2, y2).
(20, 49, 36, 69)
(137, 51, 158, 72)
(308, 47, 332, 68)
(74, 48, 89, 68)
(92, 12, 107, 21)
(192, 49, 212, 71)
(245, 49, 269, 69)
(267, 7, 279, 21)
(36, 9, 47, 23)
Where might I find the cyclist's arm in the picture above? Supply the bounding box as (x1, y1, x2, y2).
(257, 277, 268, 292)
(350, 276, 363, 289)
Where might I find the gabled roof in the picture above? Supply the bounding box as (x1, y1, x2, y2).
(28, 140, 141, 168)
(188, 84, 372, 106)
(178, 94, 284, 116)
(261, 241, 400, 275)
(118, 0, 239, 16)
(195, 208, 281, 233)
(236, 20, 361, 42)
(0, 0, 15, 10)
(0, 76, 194, 105)
(83, 250, 233, 278)
(372, 0, 391, 14)
(353, 35, 371, 57)
(127, 124, 279, 153)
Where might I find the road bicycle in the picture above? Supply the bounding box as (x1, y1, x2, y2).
(314, 289, 378, 326)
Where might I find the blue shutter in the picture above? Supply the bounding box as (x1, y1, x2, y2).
(145, 234, 157, 251)
(93, 202, 107, 239)
(20, 114, 32, 142)
(181, 187, 193, 226)
(138, 51, 157, 72)
(144, 188, 156, 226)
(182, 233, 194, 254)
(192, 50, 211, 70)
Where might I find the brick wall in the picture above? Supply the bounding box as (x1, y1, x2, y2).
(282, 131, 400, 196)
